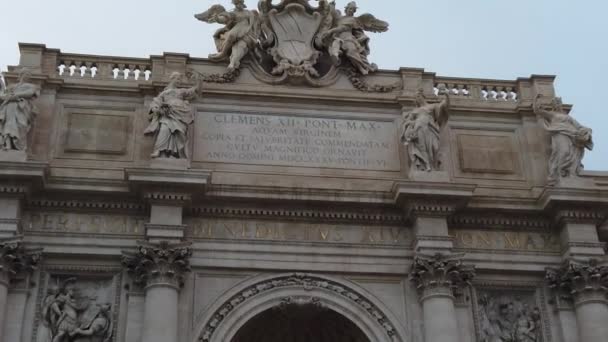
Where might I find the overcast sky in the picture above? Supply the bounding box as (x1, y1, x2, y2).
(1, 0, 606, 169)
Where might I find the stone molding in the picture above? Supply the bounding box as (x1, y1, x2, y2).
(553, 209, 607, 226)
(27, 198, 145, 212)
(546, 258, 608, 307)
(410, 253, 475, 301)
(0, 238, 41, 287)
(189, 205, 407, 224)
(197, 273, 399, 342)
(450, 213, 551, 230)
(122, 241, 192, 290)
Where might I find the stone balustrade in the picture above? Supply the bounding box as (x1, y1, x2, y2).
(55, 53, 153, 81)
(434, 78, 519, 102)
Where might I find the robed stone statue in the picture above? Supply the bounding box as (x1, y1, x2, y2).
(144, 72, 202, 159)
(533, 94, 593, 185)
(0, 69, 39, 152)
(400, 88, 451, 172)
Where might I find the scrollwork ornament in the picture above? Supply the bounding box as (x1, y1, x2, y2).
(122, 241, 192, 289)
(410, 253, 475, 300)
(0, 238, 41, 286)
(546, 258, 608, 306)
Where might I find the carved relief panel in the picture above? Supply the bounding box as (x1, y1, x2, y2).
(473, 286, 551, 342)
(32, 269, 122, 342)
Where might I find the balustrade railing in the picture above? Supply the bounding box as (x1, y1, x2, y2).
(434, 78, 519, 102)
(56, 54, 153, 81)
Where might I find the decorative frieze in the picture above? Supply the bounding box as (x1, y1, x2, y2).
(0, 238, 41, 286)
(122, 241, 192, 289)
(410, 253, 475, 300)
(546, 258, 608, 306)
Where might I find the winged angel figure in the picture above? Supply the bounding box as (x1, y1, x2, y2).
(194, 0, 260, 73)
(317, 1, 389, 75)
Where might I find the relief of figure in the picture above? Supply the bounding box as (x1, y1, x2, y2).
(318, 1, 389, 75)
(400, 88, 450, 172)
(40, 278, 114, 342)
(0, 69, 40, 152)
(144, 72, 202, 159)
(533, 94, 593, 185)
(195, 0, 260, 72)
(478, 294, 542, 342)
(72, 304, 113, 342)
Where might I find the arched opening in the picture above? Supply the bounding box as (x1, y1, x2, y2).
(231, 302, 371, 342)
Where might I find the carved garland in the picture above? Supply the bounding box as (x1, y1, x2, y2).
(198, 273, 398, 342)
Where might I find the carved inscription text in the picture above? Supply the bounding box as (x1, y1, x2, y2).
(451, 229, 560, 253)
(194, 113, 400, 171)
(22, 212, 145, 236)
(187, 218, 409, 245)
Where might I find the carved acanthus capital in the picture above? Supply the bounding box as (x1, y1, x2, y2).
(410, 253, 475, 301)
(0, 238, 41, 286)
(122, 241, 192, 289)
(546, 258, 608, 306)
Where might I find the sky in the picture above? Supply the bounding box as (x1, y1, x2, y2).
(1, 0, 606, 169)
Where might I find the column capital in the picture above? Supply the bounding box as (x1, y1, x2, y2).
(410, 253, 475, 301)
(0, 238, 41, 287)
(546, 258, 608, 307)
(122, 241, 192, 290)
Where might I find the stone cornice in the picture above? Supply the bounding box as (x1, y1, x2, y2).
(0, 161, 49, 197)
(122, 241, 192, 289)
(126, 168, 211, 204)
(392, 181, 474, 219)
(450, 213, 551, 230)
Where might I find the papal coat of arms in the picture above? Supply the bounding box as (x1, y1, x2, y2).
(194, 0, 393, 90)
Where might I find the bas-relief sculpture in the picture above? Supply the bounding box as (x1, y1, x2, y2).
(0, 69, 39, 152)
(533, 94, 593, 185)
(477, 291, 542, 342)
(400, 88, 451, 172)
(195, 0, 393, 90)
(144, 72, 202, 159)
(39, 277, 113, 342)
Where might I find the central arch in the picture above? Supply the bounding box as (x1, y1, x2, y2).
(194, 273, 406, 342)
(231, 301, 370, 342)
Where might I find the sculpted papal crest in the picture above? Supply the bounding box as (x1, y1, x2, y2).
(195, 0, 395, 90)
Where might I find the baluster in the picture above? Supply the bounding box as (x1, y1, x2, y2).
(495, 86, 505, 101)
(505, 87, 515, 101)
(457, 84, 466, 97)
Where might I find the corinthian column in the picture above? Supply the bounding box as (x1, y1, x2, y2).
(0, 238, 40, 340)
(547, 259, 608, 342)
(123, 241, 192, 342)
(410, 253, 475, 342)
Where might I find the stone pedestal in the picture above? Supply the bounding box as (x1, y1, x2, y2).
(547, 259, 608, 342)
(123, 242, 192, 342)
(149, 157, 190, 170)
(410, 254, 475, 342)
(408, 170, 450, 183)
(0, 150, 27, 162)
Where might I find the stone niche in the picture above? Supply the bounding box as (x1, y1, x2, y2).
(473, 287, 549, 342)
(32, 271, 122, 342)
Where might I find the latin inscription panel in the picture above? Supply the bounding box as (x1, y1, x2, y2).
(186, 218, 410, 246)
(451, 229, 560, 253)
(22, 212, 146, 236)
(193, 112, 400, 171)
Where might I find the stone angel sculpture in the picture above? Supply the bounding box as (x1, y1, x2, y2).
(144, 72, 203, 159)
(195, 0, 260, 72)
(317, 1, 389, 75)
(400, 88, 450, 172)
(533, 94, 593, 185)
(0, 69, 39, 152)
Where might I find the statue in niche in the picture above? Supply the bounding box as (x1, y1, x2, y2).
(144, 72, 202, 159)
(400, 87, 450, 172)
(194, 0, 260, 73)
(478, 293, 542, 342)
(40, 277, 114, 342)
(318, 1, 389, 75)
(0, 69, 39, 152)
(533, 94, 593, 185)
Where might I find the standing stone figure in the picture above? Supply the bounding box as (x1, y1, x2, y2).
(319, 1, 389, 75)
(400, 88, 450, 172)
(144, 72, 202, 159)
(0, 69, 39, 152)
(533, 94, 593, 185)
(194, 0, 260, 72)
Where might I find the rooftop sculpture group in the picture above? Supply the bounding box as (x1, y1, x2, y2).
(195, 0, 394, 90)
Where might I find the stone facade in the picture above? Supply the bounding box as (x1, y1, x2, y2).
(1, 3, 607, 341)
